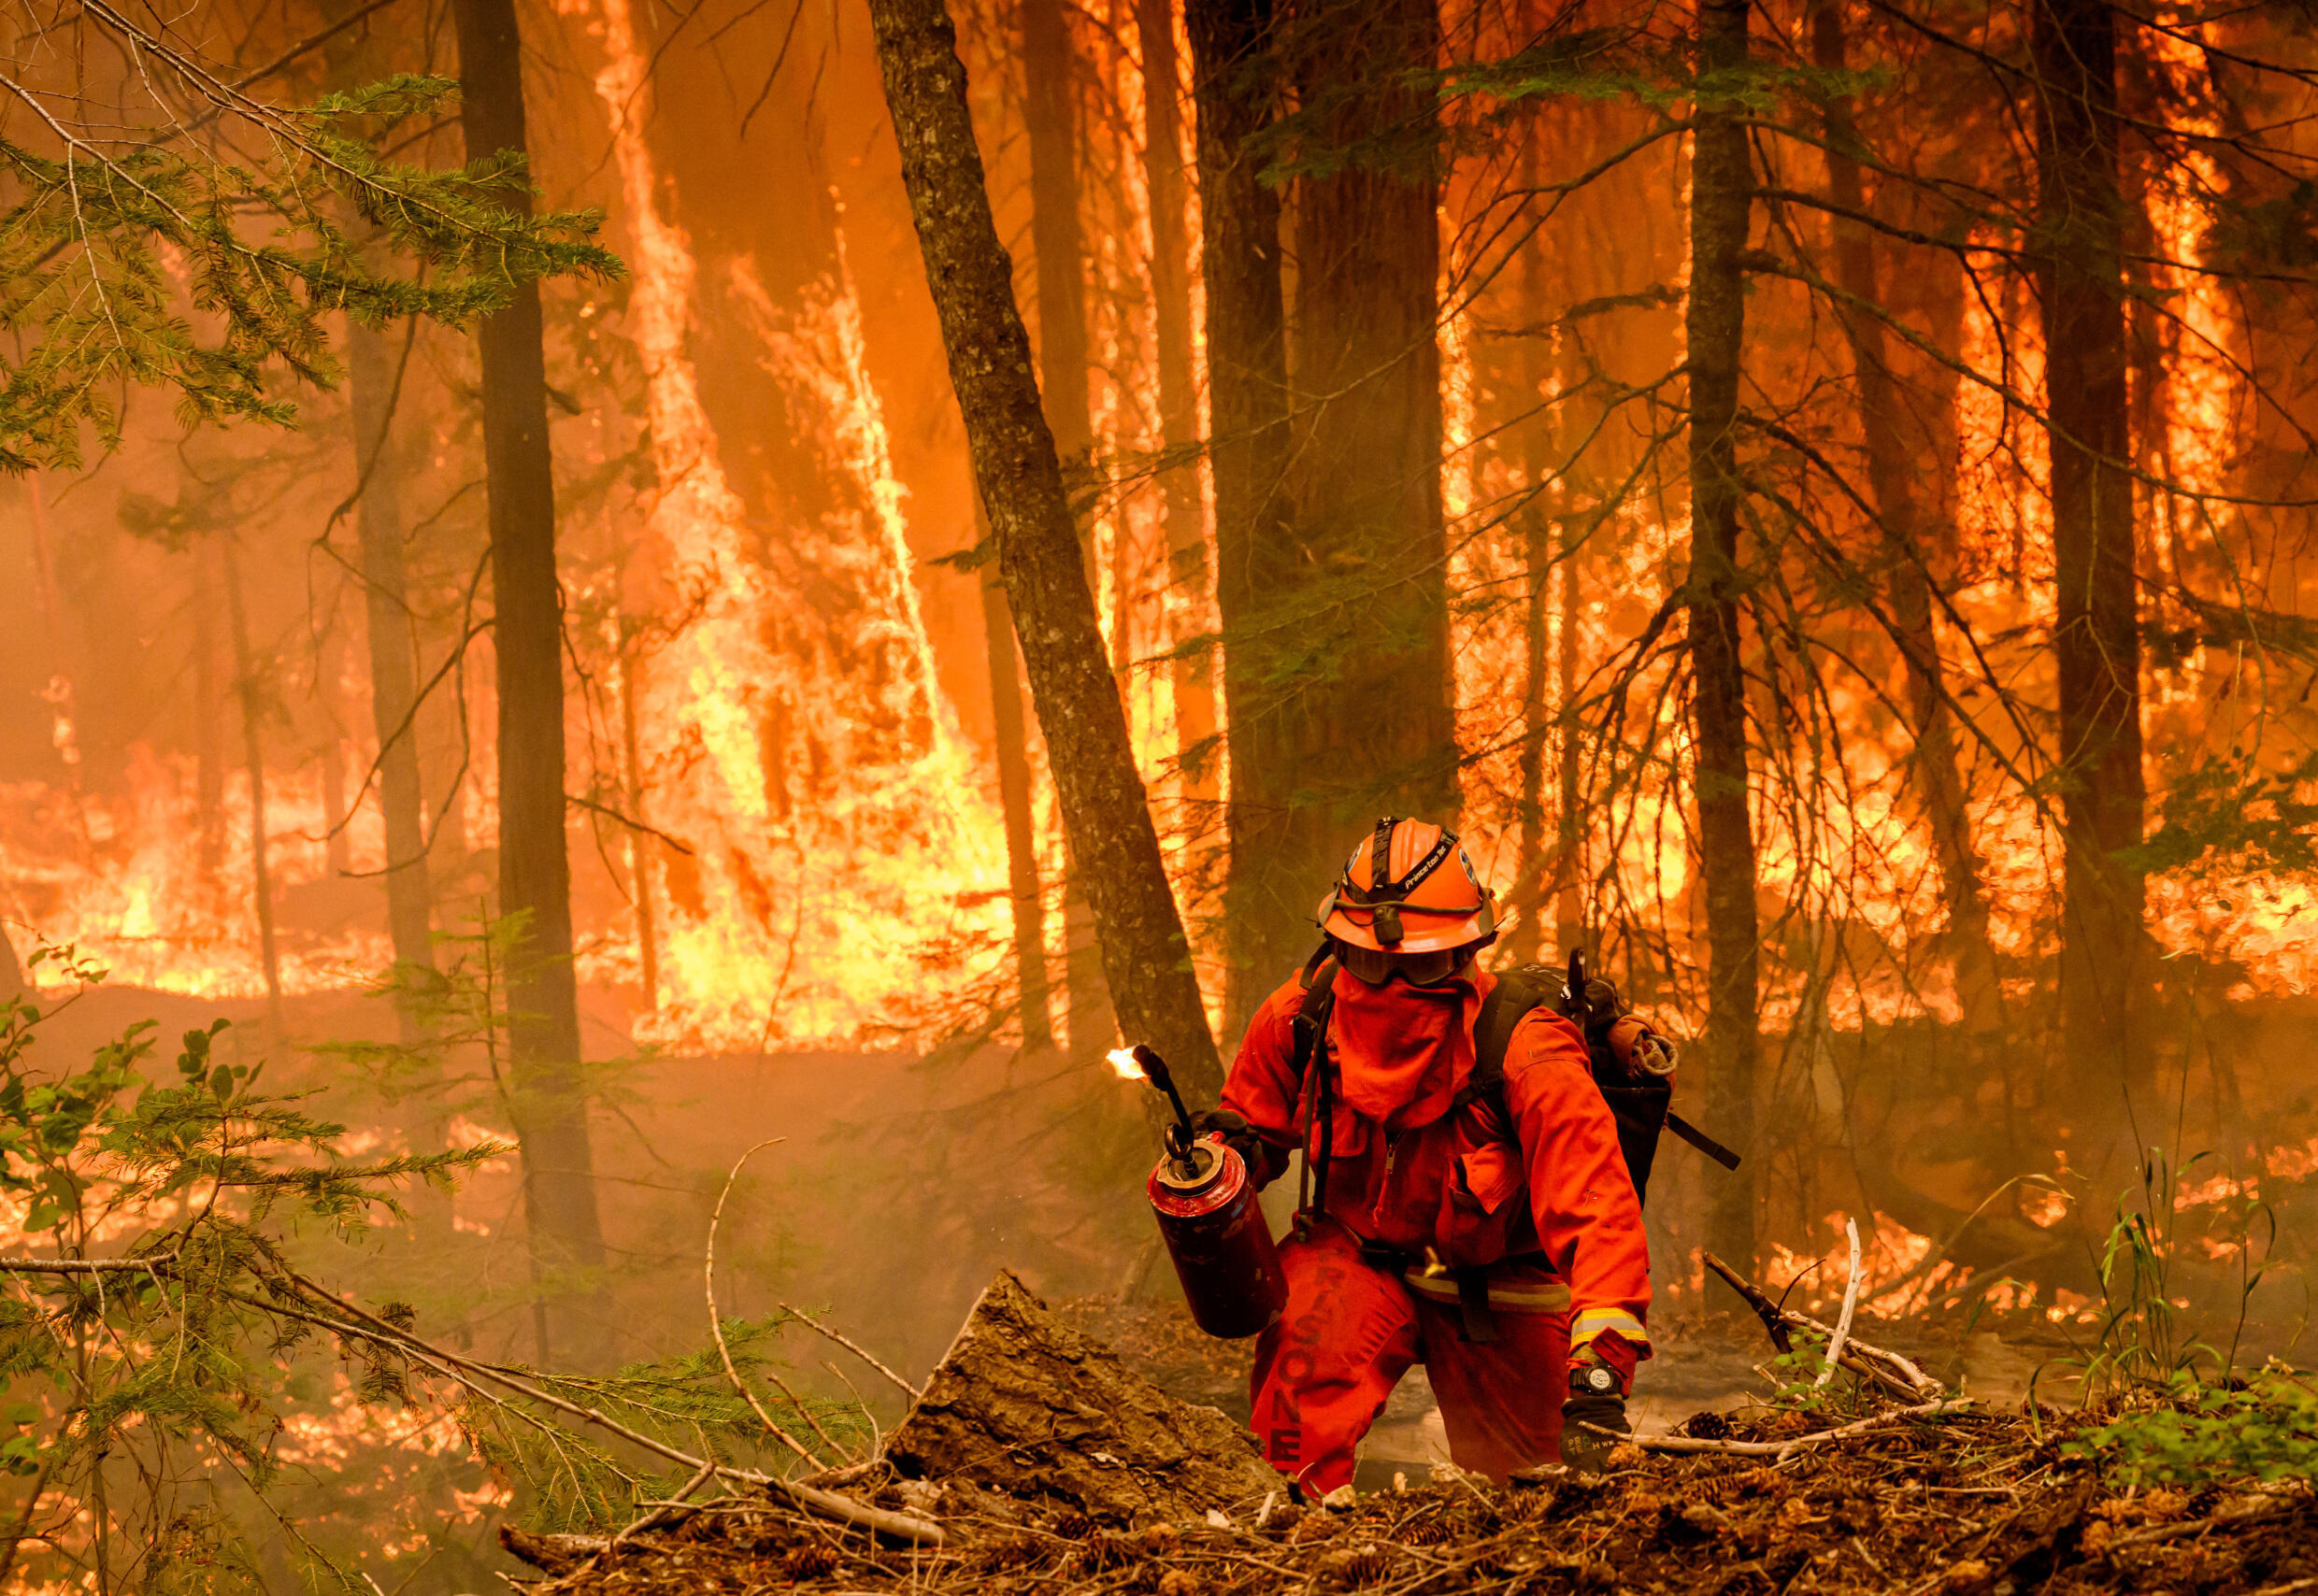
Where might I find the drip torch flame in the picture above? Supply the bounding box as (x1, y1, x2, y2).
(1110, 1044, 1199, 1174)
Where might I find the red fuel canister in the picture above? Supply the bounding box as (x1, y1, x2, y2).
(1147, 1136, 1287, 1339)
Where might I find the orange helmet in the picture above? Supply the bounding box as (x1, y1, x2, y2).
(1315, 817, 1498, 954)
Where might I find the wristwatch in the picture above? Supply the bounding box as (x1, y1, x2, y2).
(1571, 1362, 1620, 1397)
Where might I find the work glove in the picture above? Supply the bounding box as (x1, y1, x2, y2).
(1559, 1344, 1632, 1472)
(1191, 1108, 1264, 1172)
(1559, 1389, 1628, 1473)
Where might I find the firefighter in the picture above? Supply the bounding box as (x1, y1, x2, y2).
(1197, 818, 1651, 1495)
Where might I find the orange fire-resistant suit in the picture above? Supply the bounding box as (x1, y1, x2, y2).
(1221, 967, 1652, 1494)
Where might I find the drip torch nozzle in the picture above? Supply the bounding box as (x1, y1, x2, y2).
(1130, 1044, 1202, 1175)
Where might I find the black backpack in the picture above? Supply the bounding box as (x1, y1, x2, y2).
(1285, 948, 1738, 1208)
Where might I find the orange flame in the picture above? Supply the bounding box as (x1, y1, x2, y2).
(573, 0, 1014, 1048)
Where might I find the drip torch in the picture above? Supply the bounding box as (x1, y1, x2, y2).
(1112, 1045, 1287, 1339)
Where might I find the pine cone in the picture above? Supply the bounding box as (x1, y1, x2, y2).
(780, 1542, 841, 1580)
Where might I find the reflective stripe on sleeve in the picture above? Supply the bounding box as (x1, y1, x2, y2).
(1569, 1306, 1650, 1349)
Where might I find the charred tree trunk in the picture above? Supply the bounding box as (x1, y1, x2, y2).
(221, 539, 286, 1036)
(1136, 0, 1217, 807)
(869, 0, 1222, 1094)
(1020, 0, 1112, 1057)
(1281, 0, 1454, 935)
(2031, 0, 2145, 1106)
(1509, 177, 1567, 970)
(193, 541, 226, 885)
(346, 306, 438, 1002)
(982, 542, 1055, 1050)
(1185, 0, 1293, 1033)
(321, 0, 436, 1001)
(615, 625, 659, 1011)
(422, 656, 469, 883)
(1687, 0, 1760, 1271)
(319, 641, 352, 882)
(451, 0, 606, 1361)
(1023, 0, 1094, 470)
(1510, 487, 1553, 969)
(1553, 524, 1583, 954)
(1810, 6, 2002, 1040)
(26, 477, 89, 858)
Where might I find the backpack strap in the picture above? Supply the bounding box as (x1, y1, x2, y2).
(1288, 956, 1339, 1082)
(1289, 958, 1339, 1225)
(1665, 1109, 1742, 1171)
(1452, 967, 1553, 1115)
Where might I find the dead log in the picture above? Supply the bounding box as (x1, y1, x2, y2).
(497, 1525, 608, 1575)
(882, 1270, 1281, 1523)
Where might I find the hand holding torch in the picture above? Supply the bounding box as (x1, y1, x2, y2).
(1109, 1043, 1287, 1339)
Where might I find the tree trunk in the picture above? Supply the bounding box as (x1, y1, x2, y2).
(868, 0, 1223, 1095)
(981, 558, 1054, 1049)
(1510, 490, 1553, 970)
(1810, 5, 2002, 1039)
(2031, 0, 2145, 1105)
(1509, 176, 1565, 971)
(1185, 0, 1294, 1034)
(1553, 526, 1583, 955)
(319, 0, 435, 998)
(1280, 0, 1454, 954)
(193, 541, 226, 885)
(1687, 0, 1760, 1272)
(1019, 0, 1112, 1057)
(1022, 0, 1094, 470)
(319, 639, 352, 881)
(613, 623, 659, 1011)
(1136, 0, 1217, 807)
(221, 538, 286, 1036)
(451, 0, 606, 1362)
(26, 476, 90, 859)
(345, 303, 438, 1000)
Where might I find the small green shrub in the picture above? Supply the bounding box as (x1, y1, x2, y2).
(2065, 1370, 2318, 1485)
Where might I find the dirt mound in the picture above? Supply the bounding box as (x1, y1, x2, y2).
(879, 1270, 1282, 1523)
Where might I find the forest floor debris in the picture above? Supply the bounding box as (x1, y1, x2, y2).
(497, 1404, 2318, 1595)
(496, 1270, 2318, 1594)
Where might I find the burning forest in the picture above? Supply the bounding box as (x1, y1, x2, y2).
(0, 0, 2315, 1587)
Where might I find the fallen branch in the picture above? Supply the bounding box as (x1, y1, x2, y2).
(0, 1253, 179, 1274)
(279, 1271, 945, 1546)
(780, 1300, 923, 1402)
(1591, 1398, 1976, 1460)
(1816, 1217, 1863, 1390)
(1703, 1250, 1941, 1401)
(612, 1461, 715, 1546)
(1788, 1303, 1943, 1398)
(1703, 1250, 1794, 1352)
(2102, 1498, 2305, 1552)
(27, 1237, 939, 1546)
(704, 1139, 825, 1466)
